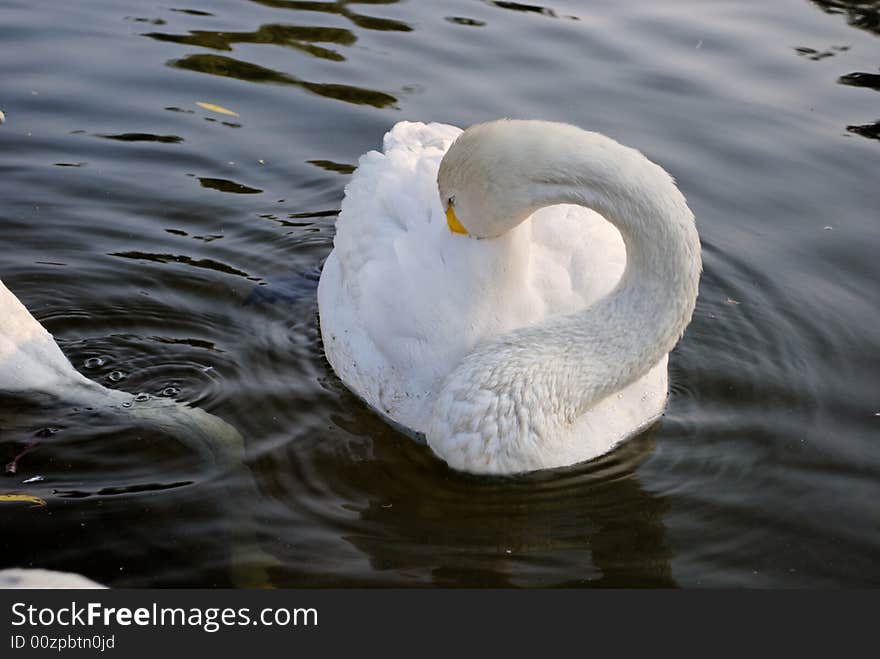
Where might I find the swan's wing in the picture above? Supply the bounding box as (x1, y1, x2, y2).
(0, 279, 91, 393)
(0, 568, 106, 589)
(331, 121, 461, 279)
(319, 122, 465, 429)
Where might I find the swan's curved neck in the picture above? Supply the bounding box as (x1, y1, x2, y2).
(522, 142, 702, 415)
(480, 133, 700, 422)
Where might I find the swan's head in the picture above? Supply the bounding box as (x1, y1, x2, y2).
(437, 120, 567, 239)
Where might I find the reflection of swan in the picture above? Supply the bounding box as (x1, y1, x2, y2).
(318, 120, 701, 474)
(330, 422, 675, 586)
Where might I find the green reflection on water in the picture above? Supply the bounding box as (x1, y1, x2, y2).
(146, 23, 356, 62)
(247, 0, 412, 33)
(169, 53, 398, 108)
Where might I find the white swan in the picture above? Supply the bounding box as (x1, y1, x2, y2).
(318, 119, 701, 475)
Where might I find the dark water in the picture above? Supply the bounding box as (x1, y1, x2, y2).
(1, 0, 878, 587)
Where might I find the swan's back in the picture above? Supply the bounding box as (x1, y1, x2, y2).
(318, 121, 626, 432)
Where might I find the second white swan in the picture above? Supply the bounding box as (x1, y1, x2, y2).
(318, 119, 701, 475)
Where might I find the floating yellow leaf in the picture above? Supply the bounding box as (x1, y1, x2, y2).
(0, 494, 47, 507)
(196, 102, 239, 117)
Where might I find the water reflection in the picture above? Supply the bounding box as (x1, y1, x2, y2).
(197, 176, 263, 194)
(0, 393, 274, 587)
(243, 271, 320, 307)
(445, 17, 487, 27)
(261, 209, 340, 227)
(846, 122, 880, 140)
(169, 8, 215, 17)
(258, 377, 675, 587)
(839, 71, 880, 92)
(169, 53, 398, 107)
(146, 23, 356, 62)
(839, 71, 880, 137)
(806, 1, 880, 141)
(307, 159, 356, 174)
(110, 251, 253, 278)
(341, 456, 676, 587)
(794, 45, 849, 61)
(247, 0, 412, 33)
(97, 133, 183, 144)
(809, 0, 880, 35)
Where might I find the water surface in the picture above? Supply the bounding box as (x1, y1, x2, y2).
(1, 0, 878, 587)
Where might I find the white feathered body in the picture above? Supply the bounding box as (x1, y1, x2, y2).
(0, 279, 97, 393)
(318, 122, 671, 471)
